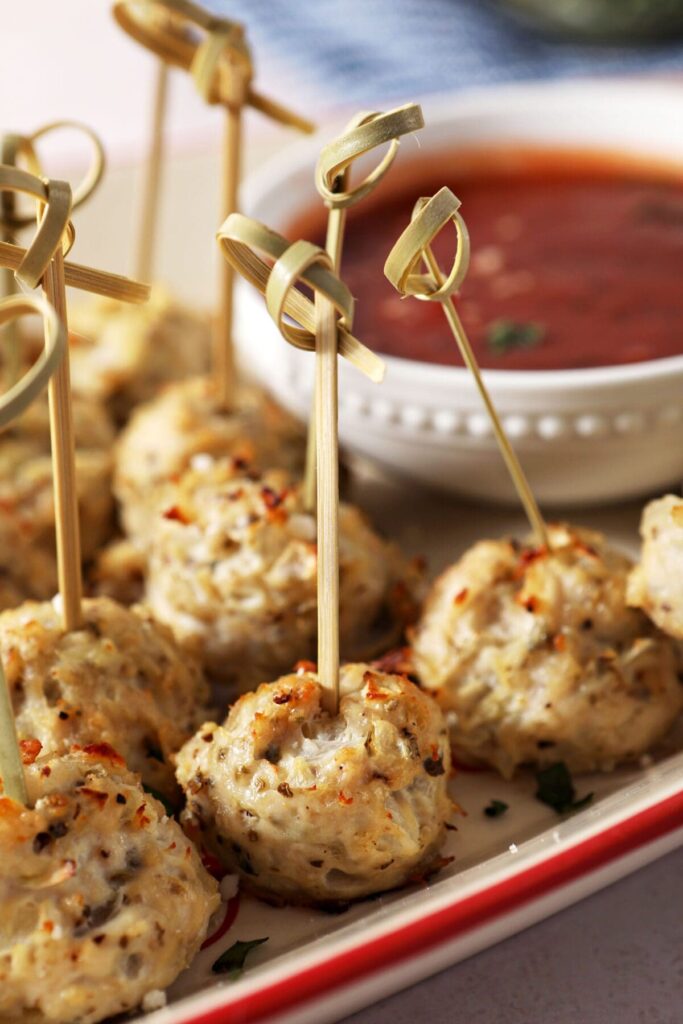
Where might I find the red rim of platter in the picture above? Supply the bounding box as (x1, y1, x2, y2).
(179, 788, 683, 1024)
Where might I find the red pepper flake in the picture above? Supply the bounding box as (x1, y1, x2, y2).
(574, 541, 598, 558)
(454, 587, 469, 605)
(200, 894, 241, 951)
(273, 692, 291, 705)
(78, 787, 109, 808)
(553, 634, 566, 652)
(266, 505, 288, 525)
(363, 670, 389, 700)
(516, 593, 538, 613)
(514, 545, 548, 578)
(42, 920, 54, 934)
(201, 850, 228, 881)
(338, 792, 353, 805)
(261, 486, 284, 510)
(77, 743, 126, 766)
(162, 505, 190, 525)
(20, 738, 42, 765)
(134, 803, 151, 827)
(295, 659, 317, 675)
(232, 456, 250, 472)
(41, 766, 52, 777)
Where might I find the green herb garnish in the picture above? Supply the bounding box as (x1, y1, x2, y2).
(212, 937, 269, 979)
(535, 762, 593, 815)
(484, 799, 509, 818)
(486, 319, 546, 355)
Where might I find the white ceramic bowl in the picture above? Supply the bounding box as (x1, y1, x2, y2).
(237, 78, 683, 506)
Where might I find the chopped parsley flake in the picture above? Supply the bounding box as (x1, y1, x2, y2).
(212, 937, 269, 979)
(535, 762, 593, 815)
(484, 799, 509, 818)
(486, 319, 546, 355)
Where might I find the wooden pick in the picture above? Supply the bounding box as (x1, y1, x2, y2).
(0, 120, 105, 393)
(0, 292, 67, 804)
(113, 0, 315, 412)
(385, 187, 548, 548)
(218, 214, 385, 715)
(304, 103, 425, 511)
(135, 60, 169, 281)
(0, 167, 150, 631)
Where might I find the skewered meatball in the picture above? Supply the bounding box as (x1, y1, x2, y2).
(144, 459, 422, 687)
(627, 495, 683, 639)
(412, 524, 683, 778)
(0, 388, 115, 610)
(177, 663, 451, 904)
(113, 375, 305, 538)
(69, 288, 210, 424)
(0, 745, 219, 1024)
(0, 597, 211, 801)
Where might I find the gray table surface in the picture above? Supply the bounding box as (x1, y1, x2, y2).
(343, 849, 682, 1024)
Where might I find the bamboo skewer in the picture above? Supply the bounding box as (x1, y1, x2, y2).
(0, 241, 149, 302)
(136, 60, 169, 281)
(214, 96, 243, 407)
(315, 290, 340, 711)
(0, 167, 150, 631)
(113, 0, 315, 412)
(43, 249, 83, 630)
(304, 104, 425, 511)
(0, 292, 67, 804)
(217, 216, 386, 717)
(385, 187, 548, 548)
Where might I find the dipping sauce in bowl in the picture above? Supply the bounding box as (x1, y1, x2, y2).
(289, 147, 683, 371)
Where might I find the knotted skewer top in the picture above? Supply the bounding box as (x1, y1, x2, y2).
(0, 165, 149, 304)
(113, 0, 315, 131)
(384, 186, 470, 300)
(315, 103, 424, 209)
(0, 167, 74, 290)
(385, 186, 548, 549)
(0, 121, 105, 232)
(217, 213, 384, 383)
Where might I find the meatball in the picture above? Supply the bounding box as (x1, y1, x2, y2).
(113, 375, 305, 538)
(144, 459, 422, 687)
(412, 524, 683, 778)
(0, 597, 211, 801)
(68, 288, 210, 424)
(87, 537, 147, 606)
(0, 388, 115, 610)
(176, 663, 451, 904)
(0, 745, 219, 1024)
(627, 495, 683, 639)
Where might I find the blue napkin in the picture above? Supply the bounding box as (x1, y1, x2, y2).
(206, 0, 683, 105)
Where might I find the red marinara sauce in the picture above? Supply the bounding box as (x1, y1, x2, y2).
(288, 148, 683, 371)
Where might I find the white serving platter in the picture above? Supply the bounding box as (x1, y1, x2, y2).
(133, 477, 683, 1024)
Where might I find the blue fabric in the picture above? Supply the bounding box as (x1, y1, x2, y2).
(204, 0, 683, 104)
